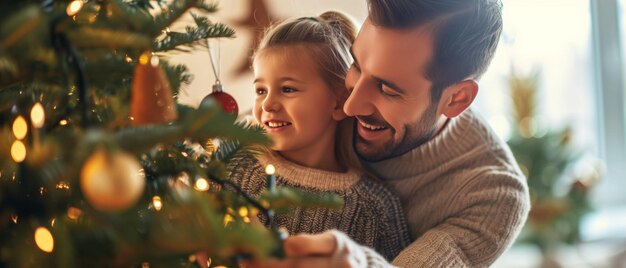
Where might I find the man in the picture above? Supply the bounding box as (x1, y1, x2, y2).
(247, 0, 530, 267)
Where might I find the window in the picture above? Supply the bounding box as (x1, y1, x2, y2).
(478, 0, 626, 208)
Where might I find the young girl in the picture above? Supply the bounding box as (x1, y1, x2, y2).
(228, 11, 410, 261)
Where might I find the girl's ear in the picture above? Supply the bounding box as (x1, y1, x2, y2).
(332, 88, 349, 121)
(332, 106, 347, 121)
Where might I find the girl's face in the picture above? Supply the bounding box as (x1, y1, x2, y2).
(253, 45, 345, 166)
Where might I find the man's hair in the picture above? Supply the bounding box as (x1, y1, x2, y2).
(367, 0, 503, 103)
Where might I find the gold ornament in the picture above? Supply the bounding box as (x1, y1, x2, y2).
(80, 149, 145, 212)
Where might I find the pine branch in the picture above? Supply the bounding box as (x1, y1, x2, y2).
(149, 0, 220, 38)
(260, 187, 344, 211)
(160, 61, 191, 96)
(0, 56, 18, 83)
(211, 139, 241, 163)
(0, 5, 43, 50)
(66, 28, 151, 49)
(108, 0, 153, 32)
(153, 20, 234, 52)
(113, 102, 270, 154)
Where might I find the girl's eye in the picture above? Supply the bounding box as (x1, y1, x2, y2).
(255, 88, 266, 95)
(282, 87, 297, 93)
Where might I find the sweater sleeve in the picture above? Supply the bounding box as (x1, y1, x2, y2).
(391, 171, 530, 267)
(331, 230, 397, 268)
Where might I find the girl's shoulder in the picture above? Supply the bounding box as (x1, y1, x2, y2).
(352, 175, 403, 208)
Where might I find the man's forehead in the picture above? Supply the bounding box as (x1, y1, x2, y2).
(354, 19, 433, 72)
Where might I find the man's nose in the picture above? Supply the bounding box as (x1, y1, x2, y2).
(344, 76, 376, 117)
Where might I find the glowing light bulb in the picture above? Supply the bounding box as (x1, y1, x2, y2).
(66, 0, 84, 16)
(238, 207, 248, 217)
(152, 196, 162, 211)
(150, 55, 159, 67)
(139, 53, 150, 65)
(34, 227, 54, 253)
(265, 164, 275, 175)
(12, 116, 28, 140)
(59, 119, 68, 126)
(67, 207, 82, 220)
(30, 103, 45, 128)
(223, 215, 234, 226)
(194, 178, 209, 191)
(11, 140, 26, 163)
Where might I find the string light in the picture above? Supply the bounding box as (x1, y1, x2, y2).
(261, 200, 270, 209)
(194, 178, 209, 191)
(11, 215, 18, 224)
(238, 207, 248, 217)
(12, 116, 27, 140)
(30, 102, 45, 128)
(152, 196, 163, 211)
(265, 164, 277, 191)
(34, 227, 54, 253)
(66, 0, 84, 16)
(265, 164, 275, 175)
(59, 119, 68, 126)
(11, 140, 26, 163)
(150, 56, 159, 67)
(67, 207, 83, 220)
(223, 215, 234, 226)
(56, 181, 71, 189)
(139, 53, 150, 65)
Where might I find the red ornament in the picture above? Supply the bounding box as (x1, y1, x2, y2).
(201, 83, 238, 115)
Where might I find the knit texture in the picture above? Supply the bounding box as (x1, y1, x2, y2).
(361, 109, 531, 267)
(228, 153, 412, 261)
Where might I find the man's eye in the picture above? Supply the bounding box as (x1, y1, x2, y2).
(379, 85, 399, 97)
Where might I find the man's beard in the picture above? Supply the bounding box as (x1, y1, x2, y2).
(354, 103, 438, 162)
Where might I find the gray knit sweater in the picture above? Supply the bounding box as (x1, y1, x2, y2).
(227, 153, 411, 261)
(340, 109, 530, 267)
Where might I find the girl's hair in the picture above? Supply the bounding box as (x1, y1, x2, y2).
(254, 11, 364, 173)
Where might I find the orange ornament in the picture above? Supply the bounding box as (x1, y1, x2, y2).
(130, 53, 178, 126)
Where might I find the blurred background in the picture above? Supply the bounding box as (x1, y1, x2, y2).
(168, 1, 626, 267)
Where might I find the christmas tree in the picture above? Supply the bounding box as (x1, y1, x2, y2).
(506, 70, 601, 256)
(0, 1, 341, 267)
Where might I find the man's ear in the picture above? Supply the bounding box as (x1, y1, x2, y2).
(438, 80, 478, 118)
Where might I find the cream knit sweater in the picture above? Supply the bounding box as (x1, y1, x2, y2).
(227, 153, 412, 261)
(334, 109, 530, 267)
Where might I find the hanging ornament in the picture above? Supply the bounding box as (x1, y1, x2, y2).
(200, 39, 238, 115)
(130, 52, 178, 126)
(201, 83, 238, 115)
(80, 149, 146, 212)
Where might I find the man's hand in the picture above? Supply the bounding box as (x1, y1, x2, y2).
(243, 231, 359, 268)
